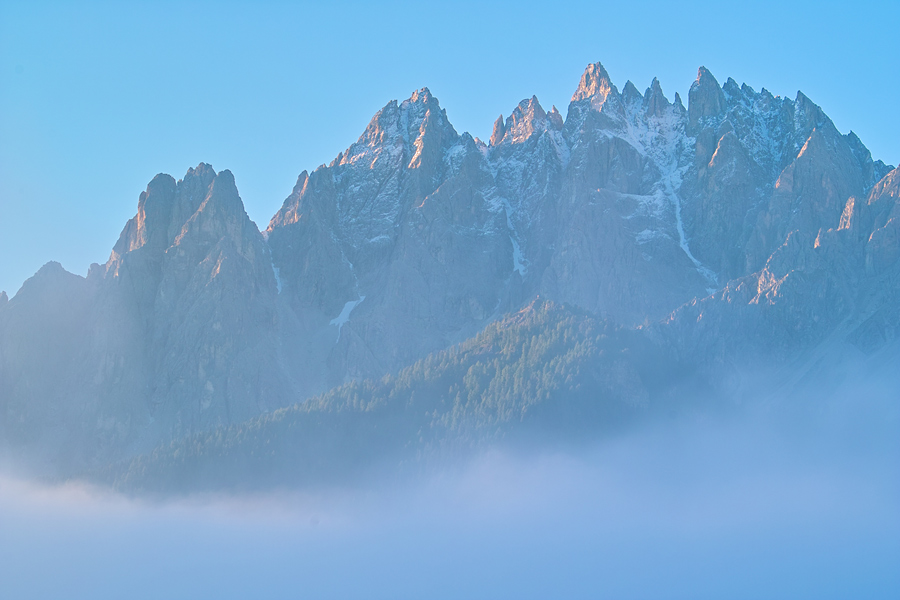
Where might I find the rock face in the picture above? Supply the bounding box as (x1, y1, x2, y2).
(680, 73, 890, 280)
(267, 89, 512, 387)
(660, 164, 900, 400)
(0, 165, 291, 471)
(103, 165, 290, 434)
(0, 62, 896, 472)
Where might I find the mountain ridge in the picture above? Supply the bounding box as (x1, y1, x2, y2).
(1, 61, 896, 476)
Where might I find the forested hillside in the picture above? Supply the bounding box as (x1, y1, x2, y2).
(102, 301, 701, 492)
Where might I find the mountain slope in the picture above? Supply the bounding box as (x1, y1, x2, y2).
(101, 301, 697, 492)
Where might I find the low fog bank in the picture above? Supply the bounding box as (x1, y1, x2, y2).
(2, 390, 898, 600)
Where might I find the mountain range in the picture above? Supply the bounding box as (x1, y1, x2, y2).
(1, 62, 897, 481)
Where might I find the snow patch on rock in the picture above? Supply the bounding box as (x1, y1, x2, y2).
(331, 296, 366, 341)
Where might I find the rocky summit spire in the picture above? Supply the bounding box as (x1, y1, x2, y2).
(621, 80, 642, 106)
(105, 172, 177, 274)
(548, 105, 563, 129)
(409, 87, 434, 104)
(723, 77, 741, 98)
(794, 91, 829, 133)
(490, 115, 506, 146)
(643, 77, 670, 118)
(688, 66, 726, 131)
(400, 86, 457, 145)
(501, 96, 548, 144)
(571, 62, 616, 106)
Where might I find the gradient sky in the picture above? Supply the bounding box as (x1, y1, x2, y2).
(1, 0, 897, 296)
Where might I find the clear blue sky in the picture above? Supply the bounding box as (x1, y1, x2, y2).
(1, 0, 897, 296)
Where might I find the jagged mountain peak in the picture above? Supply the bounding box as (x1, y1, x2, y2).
(564, 61, 627, 134)
(106, 172, 178, 271)
(401, 87, 452, 130)
(688, 66, 726, 130)
(723, 76, 741, 97)
(181, 161, 216, 181)
(106, 164, 258, 277)
(490, 114, 506, 146)
(548, 105, 564, 129)
(572, 61, 615, 104)
(407, 86, 434, 105)
(495, 95, 550, 145)
(643, 77, 670, 118)
(188, 168, 244, 223)
(793, 90, 832, 134)
(349, 100, 405, 156)
(846, 131, 894, 190)
(294, 169, 309, 192)
(266, 171, 309, 232)
(268, 87, 463, 243)
(622, 80, 642, 105)
(341, 86, 458, 170)
(694, 65, 718, 83)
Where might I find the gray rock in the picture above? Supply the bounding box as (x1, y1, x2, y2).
(688, 67, 726, 132)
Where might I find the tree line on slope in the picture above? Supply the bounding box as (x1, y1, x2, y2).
(99, 300, 702, 493)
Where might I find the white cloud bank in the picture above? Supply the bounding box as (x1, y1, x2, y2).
(1, 399, 898, 600)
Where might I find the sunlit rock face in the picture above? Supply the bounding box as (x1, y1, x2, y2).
(0, 62, 896, 472)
